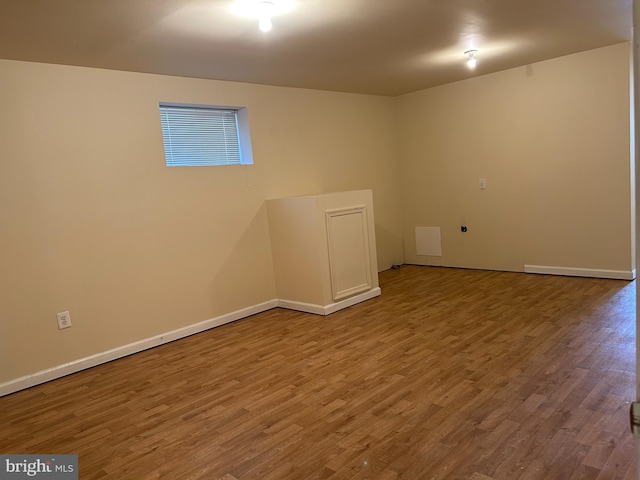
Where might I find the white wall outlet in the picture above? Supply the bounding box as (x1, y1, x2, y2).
(479, 178, 487, 190)
(56, 311, 72, 330)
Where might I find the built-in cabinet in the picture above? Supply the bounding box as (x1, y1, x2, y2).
(267, 190, 380, 315)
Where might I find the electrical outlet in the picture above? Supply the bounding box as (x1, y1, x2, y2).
(57, 311, 72, 330)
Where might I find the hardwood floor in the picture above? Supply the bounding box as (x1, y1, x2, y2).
(1, 266, 636, 479)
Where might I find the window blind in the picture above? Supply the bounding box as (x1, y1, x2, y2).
(159, 104, 242, 167)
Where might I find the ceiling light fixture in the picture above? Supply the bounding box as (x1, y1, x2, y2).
(231, 0, 294, 32)
(465, 50, 478, 69)
(257, 1, 274, 32)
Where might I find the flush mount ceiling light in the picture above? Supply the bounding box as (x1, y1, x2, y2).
(465, 50, 478, 69)
(257, 1, 274, 31)
(231, 0, 294, 32)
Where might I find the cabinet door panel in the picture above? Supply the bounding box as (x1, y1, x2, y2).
(326, 207, 372, 301)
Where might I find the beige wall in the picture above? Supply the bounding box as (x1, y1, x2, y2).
(397, 43, 632, 273)
(0, 43, 633, 387)
(0, 60, 403, 383)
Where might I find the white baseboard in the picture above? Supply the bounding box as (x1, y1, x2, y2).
(323, 288, 381, 315)
(276, 299, 326, 315)
(277, 287, 381, 316)
(524, 265, 636, 280)
(0, 300, 278, 398)
(0, 288, 384, 397)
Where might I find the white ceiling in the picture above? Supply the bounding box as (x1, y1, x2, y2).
(0, 0, 632, 96)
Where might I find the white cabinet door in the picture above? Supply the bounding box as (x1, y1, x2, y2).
(326, 206, 372, 301)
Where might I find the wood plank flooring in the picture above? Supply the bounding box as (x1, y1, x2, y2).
(1, 266, 636, 479)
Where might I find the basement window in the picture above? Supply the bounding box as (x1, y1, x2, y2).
(159, 102, 254, 167)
